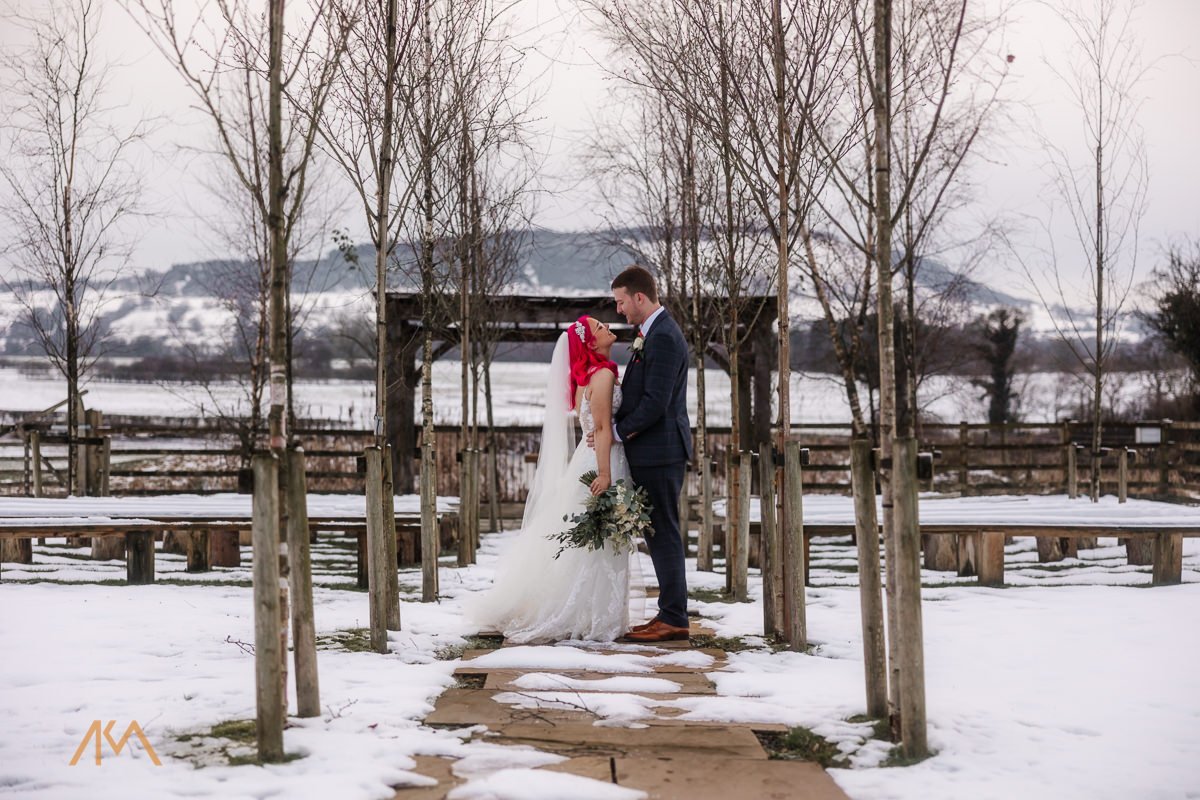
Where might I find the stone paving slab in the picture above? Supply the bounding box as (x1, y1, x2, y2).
(483, 721, 769, 761)
(614, 756, 851, 800)
(480, 669, 717, 695)
(410, 598, 849, 798)
(540, 755, 615, 782)
(391, 756, 461, 799)
(425, 688, 594, 727)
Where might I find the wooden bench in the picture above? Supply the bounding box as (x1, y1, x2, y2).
(709, 520, 1194, 588)
(0, 512, 444, 586)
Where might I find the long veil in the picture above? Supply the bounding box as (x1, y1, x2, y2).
(519, 332, 574, 532)
(462, 333, 577, 630)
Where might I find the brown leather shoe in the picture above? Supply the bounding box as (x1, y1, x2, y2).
(629, 617, 660, 633)
(622, 620, 690, 643)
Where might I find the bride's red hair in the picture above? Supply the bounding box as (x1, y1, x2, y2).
(567, 315, 617, 410)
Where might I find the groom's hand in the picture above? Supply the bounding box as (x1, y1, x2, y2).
(586, 431, 595, 449)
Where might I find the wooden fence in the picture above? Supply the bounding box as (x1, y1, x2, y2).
(2, 413, 1198, 502)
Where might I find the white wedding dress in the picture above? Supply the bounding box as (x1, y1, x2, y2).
(464, 333, 637, 644)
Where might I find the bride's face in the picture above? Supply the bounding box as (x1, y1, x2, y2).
(588, 318, 617, 353)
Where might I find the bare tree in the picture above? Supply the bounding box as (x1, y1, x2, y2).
(319, 0, 421, 467)
(0, 0, 148, 493)
(1018, 0, 1150, 501)
(122, 0, 354, 438)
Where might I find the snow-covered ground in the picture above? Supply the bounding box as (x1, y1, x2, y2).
(1, 494, 1198, 799)
(0, 362, 1161, 427)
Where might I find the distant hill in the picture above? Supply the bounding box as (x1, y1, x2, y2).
(4, 227, 1105, 363)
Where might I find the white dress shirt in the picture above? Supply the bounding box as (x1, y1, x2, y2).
(639, 305, 666, 337)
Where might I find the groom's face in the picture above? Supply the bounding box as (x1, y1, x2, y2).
(613, 287, 645, 326)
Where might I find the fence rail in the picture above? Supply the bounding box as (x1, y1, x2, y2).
(1, 413, 1197, 502)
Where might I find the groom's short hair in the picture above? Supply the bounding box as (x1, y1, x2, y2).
(611, 265, 659, 303)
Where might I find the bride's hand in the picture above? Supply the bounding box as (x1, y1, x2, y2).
(590, 472, 611, 495)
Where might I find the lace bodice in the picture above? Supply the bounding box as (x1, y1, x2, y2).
(579, 383, 622, 436)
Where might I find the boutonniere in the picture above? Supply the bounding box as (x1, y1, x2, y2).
(630, 332, 645, 357)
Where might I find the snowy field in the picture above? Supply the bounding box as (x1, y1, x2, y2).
(0, 362, 1160, 427)
(1, 493, 1199, 799)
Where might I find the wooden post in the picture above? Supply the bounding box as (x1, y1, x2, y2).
(850, 439, 887, 719)
(1126, 535, 1154, 566)
(759, 445, 782, 637)
(1156, 421, 1172, 496)
(72, 395, 86, 496)
(382, 444, 401, 631)
(724, 449, 738, 594)
(1066, 442, 1078, 499)
(977, 531, 1005, 587)
(1151, 532, 1183, 586)
(31, 430, 42, 498)
(1037, 535, 1067, 563)
(92, 530, 126, 561)
(99, 437, 111, 496)
(125, 530, 155, 584)
(365, 447, 389, 653)
(161, 532, 188, 555)
(356, 533, 369, 588)
(1118, 448, 1129, 503)
(80, 410, 99, 496)
(421, 437, 438, 602)
(892, 437, 927, 758)
(22, 431, 31, 496)
(186, 529, 211, 572)
(211, 530, 240, 567)
(287, 448, 320, 717)
(957, 421, 968, 495)
(471, 448, 482, 552)
(1, 538, 33, 565)
(782, 441, 806, 650)
(697, 458, 714, 571)
(252, 453, 285, 762)
(732, 452, 751, 603)
(458, 450, 471, 567)
(487, 444, 500, 535)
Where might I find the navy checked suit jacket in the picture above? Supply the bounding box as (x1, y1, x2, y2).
(615, 310, 694, 467)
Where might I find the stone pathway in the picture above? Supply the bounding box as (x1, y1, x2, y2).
(394, 619, 851, 800)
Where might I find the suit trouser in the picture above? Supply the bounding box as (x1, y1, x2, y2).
(630, 461, 688, 628)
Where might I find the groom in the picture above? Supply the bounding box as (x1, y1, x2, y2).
(606, 265, 693, 643)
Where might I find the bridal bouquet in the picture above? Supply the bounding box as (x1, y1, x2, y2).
(551, 471, 653, 558)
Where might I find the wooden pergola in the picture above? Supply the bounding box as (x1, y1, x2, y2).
(384, 292, 778, 492)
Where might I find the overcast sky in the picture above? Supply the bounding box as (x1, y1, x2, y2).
(1, 0, 1197, 297)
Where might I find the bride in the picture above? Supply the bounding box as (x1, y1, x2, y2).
(464, 315, 638, 643)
